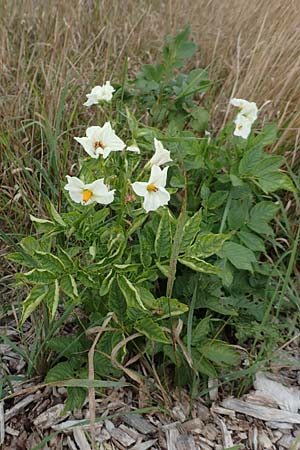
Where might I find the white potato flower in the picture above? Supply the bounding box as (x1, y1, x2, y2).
(64, 176, 115, 206)
(84, 81, 115, 106)
(230, 98, 258, 123)
(230, 98, 258, 139)
(127, 145, 141, 154)
(149, 138, 172, 167)
(74, 122, 125, 159)
(233, 113, 253, 139)
(131, 165, 170, 212)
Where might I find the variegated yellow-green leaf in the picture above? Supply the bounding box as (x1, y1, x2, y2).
(117, 275, 147, 311)
(155, 210, 172, 259)
(178, 256, 220, 274)
(180, 210, 202, 251)
(60, 274, 78, 298)
(21, 268, 57, 284)
(20, 284, 47, 326)
(186, 233, 230, 259)
(35, 251, 65, 274)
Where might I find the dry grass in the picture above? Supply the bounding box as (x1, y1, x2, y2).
(1, 0, 300, 236)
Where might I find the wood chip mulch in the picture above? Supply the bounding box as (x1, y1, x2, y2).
(2, 323, 300, 449)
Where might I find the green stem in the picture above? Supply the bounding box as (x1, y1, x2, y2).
(117, 152, 128, 227)
(166, 171, 187, 299)
(219, 189, 232, 233)
(187, 280, 198, 357)
(276, 223, 300, 317)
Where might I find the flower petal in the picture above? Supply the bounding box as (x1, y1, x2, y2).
(101, 122, 125, 151)
(230, 98, 245, 108)
(86, 126, 103, 141)
(93, 190, 115, 205)
(84, 97, 97, 107)
(74, 136, 97, 158)
(148, 165, 168, 187)
(233, 115, 252, 139)
(64, 176, 85, 191)
(157, 187, 170, 205)
(143, 191, 164, 212)
(149, 138, 172, 166)
(90, 86, 103, 96)
(131, 182, 148, 197)
(68, 190, 84, 204)
(85, 179, 106, 195)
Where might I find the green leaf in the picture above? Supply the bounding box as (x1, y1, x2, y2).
(150, 296, 189, 319)
(57, 247, 74, 270)
(251, 123, 277, 152)
(186, 233, 230, 258)
(52, 279, 60, 319)
(155, 261, 169, 277)
(135, 318, 170, 344)
(6, 251, 35, 267)
(20, 285, 48, 325)
(93, 330, 124, 378)
(227, 199, 250, 230)
(238, 230, 265, 252)
(60, 274, 78, 298)
(239, 147, 266, 176)
(206, 191, 228, 210)
(179, 257, 220, 274)
(192, 316, 211, 345)
(43, 280, 60, 320)
(248, 201, 279, 235)
(21, 268, 57, 284)
(191, 349, 218, 377)
(45, 361, 77, 382)
(48, 202, 66, 226)
(108, 280, 126, 319)
(219, 242, 256, 272)
(35, 251, 65, 274)
(257, 171, 295, 193)
(47, 336, 85, 357)
(230, 174, 244, 187)
(215, 259, 234, 288)
(155, 210, 172, 258)
(29, 215, 54, 225)
(127, 214, 147, 236)
(88, 208, 109, 230)
(20, 236, 40, 255)
(180, 210, 202, 251)
(196, 296, 237, 316)
(117, 275, 147, 311)
(139, 233, 152, 267)
(65, 387, 86, 412)
(100, 270, 114, 296)
(189, 107, 209, 132)
(30, 215, 58, 233)
(198, 340, 239, 366)
(176, 69, 209, 99)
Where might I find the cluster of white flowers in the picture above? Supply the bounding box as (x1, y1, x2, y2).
(65, 82, 173, 212)
(230, 98, 258, 139)
(65, 134, 172, 211)
(65, 83, 258, 212)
